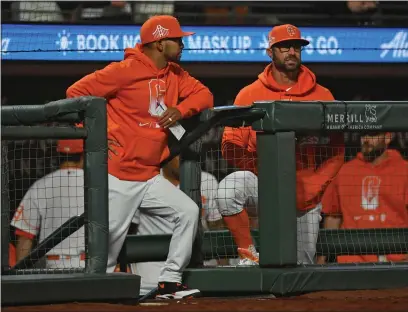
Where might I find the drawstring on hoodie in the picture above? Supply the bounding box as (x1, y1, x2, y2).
(280, 86, 294, 101)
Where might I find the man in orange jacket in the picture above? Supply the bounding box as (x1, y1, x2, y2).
(66, 15, 213, 299)
(217, 24, 344, 265)
(319, 132, 408, 264)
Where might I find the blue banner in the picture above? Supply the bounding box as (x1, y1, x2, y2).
(1, 24, 407, 63)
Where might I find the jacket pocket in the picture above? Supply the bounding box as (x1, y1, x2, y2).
(122, 135, 167, 168)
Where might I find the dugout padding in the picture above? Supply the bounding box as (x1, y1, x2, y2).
(1, 97, 141, 306)
(122, 228, 408, 264)
(182, 264, 408, 296)
(1, 273, 140, 306)
(122, 101, 408, 296)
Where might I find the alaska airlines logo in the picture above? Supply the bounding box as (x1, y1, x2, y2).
(1, 38, 10, 55)
(380, 31, 408, 59)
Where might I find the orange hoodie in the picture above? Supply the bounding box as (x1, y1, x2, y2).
(67, 44, 213, 181)
(322, 149, 408, 263)
(222, 64, 344, 210)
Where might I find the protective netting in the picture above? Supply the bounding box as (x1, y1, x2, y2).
(2, 123, 408, 270)
(197, 128, 408, 266)
(200, 126, 253, 266)
(3, 136, 86, 272)
(315, 133, 408, 264)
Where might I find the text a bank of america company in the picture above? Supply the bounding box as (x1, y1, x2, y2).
(326, 113, 383, 131)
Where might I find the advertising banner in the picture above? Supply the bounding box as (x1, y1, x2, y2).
(2, 24, 407, 63)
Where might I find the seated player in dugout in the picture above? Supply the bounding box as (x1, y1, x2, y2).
(217, 24, 345, 265)
(10, 139, 86, 269)
(66, 15, 213, 299)
(156, 155, 241, 265)
(318, 132, 408, 264)
(159, 155, 224, 231)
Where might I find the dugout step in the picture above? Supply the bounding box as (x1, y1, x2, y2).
(1, 273, 141, 307)
(183, 263, 408, 296)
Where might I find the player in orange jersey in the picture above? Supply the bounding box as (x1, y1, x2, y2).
(319, 132, 408, 263)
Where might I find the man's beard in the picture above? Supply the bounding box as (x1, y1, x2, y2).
(166, 52, 182, 63)
(273, 54, 300, 72)
(362, 146, 386, 162)
(170, 56, 181, 63)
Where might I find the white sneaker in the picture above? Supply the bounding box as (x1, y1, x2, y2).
(237, 245, 259, 266)
(156, 282, 201, 300)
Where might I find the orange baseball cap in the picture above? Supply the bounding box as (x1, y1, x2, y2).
(57, 139, 83, 154)
(140, 15, 195, 45)
(268, 24, 309, 47)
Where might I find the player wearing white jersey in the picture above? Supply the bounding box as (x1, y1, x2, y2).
(11, 139, 85, 269)
(131, 156, 223, 295)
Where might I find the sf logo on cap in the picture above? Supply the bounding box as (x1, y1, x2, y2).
(153, 25, 169, 39)
(286, 25, 296, 37)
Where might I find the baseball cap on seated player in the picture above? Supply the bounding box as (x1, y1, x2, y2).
(140, 15, 195, 45)
(57, 139, 83, 154)
(268, 24, 309, 48)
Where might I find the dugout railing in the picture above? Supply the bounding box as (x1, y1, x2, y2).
(1, 97, 140, 306)
(0, 98, 265, 305)
(121, 101, 408, 296)
(3, 99, 408, 303)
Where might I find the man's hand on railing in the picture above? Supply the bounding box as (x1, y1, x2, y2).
(158, 107, 183, 129)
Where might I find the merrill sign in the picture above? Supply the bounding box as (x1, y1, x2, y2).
(326, 104, 382, 130)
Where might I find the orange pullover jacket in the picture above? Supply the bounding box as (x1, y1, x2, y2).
(222, 64, 344, 210)
(67, 44, 213, 181)
(322, 149, 408, 262)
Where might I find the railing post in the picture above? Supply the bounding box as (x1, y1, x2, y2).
(83, 98, 109, 273)
(1, 142, 10, 273)
(179, 138, 204, 268)
(257, 131, 297, 267)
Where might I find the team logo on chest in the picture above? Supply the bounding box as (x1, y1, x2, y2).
(148, 79, 166, 117)
(361, 176, 381, 210)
